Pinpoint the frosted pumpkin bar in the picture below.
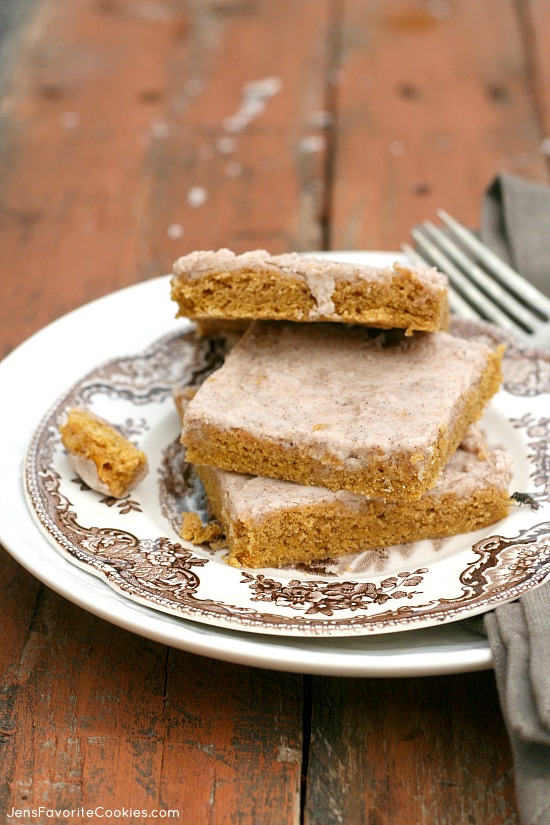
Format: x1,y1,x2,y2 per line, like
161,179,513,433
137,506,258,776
59,407,149,498
181,322,504,500
191,426,511,568
170,249,449,334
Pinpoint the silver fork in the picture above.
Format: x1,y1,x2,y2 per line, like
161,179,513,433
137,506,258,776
402,210,550,348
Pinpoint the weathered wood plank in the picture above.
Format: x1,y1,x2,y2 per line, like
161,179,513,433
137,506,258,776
0,0,183,356
0,0,332,357
0,554,303,823
0,554,43,816
127,0,333,261
0,0,41,97
523,0,550,153
159,650,303,823
304,674,518,825
329,0,550,250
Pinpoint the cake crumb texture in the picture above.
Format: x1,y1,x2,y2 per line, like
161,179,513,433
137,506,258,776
182,322,504,500
59,407,148,499
195,426,511,568
179,511,223,547
171,249,449,334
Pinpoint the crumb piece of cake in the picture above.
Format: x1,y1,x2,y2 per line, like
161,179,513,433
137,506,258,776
171,249,449,334
172,385,198,421
196,426,512,568
59,407,148,498
181,321,504,500
179,511,223,546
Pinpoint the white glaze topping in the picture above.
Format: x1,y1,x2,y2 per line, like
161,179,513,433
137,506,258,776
66,453,148,498
67,454,115,497
172,249,448,320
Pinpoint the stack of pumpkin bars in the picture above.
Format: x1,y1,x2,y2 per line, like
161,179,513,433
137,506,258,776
170,249,511,569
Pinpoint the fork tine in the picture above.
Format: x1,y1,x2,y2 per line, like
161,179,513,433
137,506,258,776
400,242,480,320
411,226,529,335
437,210,550,318
420,220,538,332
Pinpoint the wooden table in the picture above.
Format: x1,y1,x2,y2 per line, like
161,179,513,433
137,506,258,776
1,1,549,822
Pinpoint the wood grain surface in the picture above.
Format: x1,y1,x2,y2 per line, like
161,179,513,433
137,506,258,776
303,674,516,825
330,0,549,250
1,0,548,822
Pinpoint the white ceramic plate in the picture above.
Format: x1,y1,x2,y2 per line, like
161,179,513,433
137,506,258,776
2,252,549,676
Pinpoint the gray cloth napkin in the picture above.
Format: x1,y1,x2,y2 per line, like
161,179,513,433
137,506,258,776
485,599,550,825
481,172,550,296
481,172,550,825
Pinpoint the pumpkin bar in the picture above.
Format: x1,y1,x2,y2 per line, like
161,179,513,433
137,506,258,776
193,426,511,568
181,322,504,500
171,249,449,334
59,407,149,498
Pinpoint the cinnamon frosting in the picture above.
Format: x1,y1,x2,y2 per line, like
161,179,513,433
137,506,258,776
182,321,498,472
172,249,448,320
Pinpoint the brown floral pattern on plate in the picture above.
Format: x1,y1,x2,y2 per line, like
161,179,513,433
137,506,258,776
24,323,550,637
